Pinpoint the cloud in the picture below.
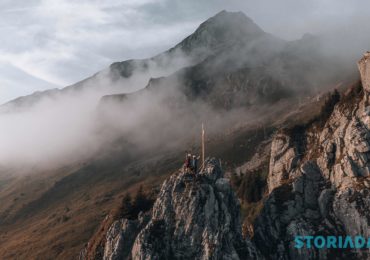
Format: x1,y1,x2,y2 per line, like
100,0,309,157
0,0,197,104
0,47,197,168
1,1,370,170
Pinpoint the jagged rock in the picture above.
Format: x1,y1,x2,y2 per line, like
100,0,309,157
102,158,261,260
318,189,334,218
268,134,301,193
253,53,370,259
364,106,370,116
103,213,150,260
358,51,370,93
253,159,363,259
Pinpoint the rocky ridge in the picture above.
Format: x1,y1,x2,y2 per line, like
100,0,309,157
254,54,370,259
93,158,261,260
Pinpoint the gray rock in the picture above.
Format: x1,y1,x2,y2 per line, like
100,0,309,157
318,189,334,218
102,159,262,260
103,217,148,260
215,178,231,192
268,135,301,193
253,54,370,259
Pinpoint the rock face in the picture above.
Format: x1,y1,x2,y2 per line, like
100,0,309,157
267,129,304,193
101,159,261,260
103,214,150,260
358,51,370,93
253,54,370,259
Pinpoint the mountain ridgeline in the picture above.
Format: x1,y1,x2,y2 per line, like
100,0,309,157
2,10,354,114
100,11,353,112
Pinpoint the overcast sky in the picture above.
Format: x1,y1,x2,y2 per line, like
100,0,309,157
0,0,369,104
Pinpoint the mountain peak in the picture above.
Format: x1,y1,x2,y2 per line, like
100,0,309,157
207,10,254,24
174,10,265,55
195,10,263,40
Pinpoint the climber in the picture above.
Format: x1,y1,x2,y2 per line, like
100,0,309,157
192,155,200,174
184,153,192,173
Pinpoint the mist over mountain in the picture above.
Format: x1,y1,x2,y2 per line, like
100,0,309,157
1,9,370,260
0,11,360,169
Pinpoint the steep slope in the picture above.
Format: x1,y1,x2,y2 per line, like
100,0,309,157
109,10,279,80
1,10,282,112
0,148,184,259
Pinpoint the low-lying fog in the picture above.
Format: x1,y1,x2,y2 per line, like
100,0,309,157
0,11,369,172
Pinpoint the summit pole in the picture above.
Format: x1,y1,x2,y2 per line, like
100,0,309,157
202,123,205,169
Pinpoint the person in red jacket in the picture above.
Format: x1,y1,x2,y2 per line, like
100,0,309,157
184,153,192,173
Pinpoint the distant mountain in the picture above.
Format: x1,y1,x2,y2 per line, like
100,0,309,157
1,10,353,113
108,10,279,80
3,10,275,111
99,12,354,116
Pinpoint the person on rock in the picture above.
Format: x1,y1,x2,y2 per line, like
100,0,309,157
185,153,192,173
192,155,200,174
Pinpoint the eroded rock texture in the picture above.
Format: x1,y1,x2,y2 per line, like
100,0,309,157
102,159,261,260
253,53,370,259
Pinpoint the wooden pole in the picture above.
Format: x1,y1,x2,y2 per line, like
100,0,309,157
202,123,205,169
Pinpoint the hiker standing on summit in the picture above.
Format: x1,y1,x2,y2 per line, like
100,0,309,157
184,153,192,173
192,155,200,174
